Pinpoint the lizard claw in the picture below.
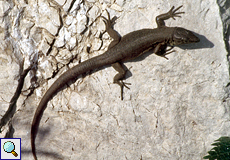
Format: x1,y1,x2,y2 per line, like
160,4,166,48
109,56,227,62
160,50,176,60
121,81,131,89
154,44,175,60
115,81,131,100
101,10,117,31
168,5,184,20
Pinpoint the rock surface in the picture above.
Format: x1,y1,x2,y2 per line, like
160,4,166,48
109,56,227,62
0,0,229,159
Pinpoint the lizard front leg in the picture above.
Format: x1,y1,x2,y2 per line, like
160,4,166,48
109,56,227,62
154,42,175,59
156,5,184,28
101,10,121,49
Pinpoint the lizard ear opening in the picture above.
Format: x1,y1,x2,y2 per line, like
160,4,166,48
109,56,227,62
172,27,200,45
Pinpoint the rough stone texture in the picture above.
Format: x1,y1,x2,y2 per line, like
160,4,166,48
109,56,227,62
0,0,230,159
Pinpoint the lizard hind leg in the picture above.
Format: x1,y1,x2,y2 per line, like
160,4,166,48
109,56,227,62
112,62,131,100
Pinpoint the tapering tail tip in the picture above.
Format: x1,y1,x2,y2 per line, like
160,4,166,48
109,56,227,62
31,142,38,160
31,126,38,160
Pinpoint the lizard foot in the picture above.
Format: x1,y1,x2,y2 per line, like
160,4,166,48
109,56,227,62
115,81,131,100
155,45,175,60
161,46,175,59
167,5,184,20
101,10,117,31
159,50,175,60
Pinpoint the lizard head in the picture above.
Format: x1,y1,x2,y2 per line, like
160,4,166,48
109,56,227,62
170,27,200,46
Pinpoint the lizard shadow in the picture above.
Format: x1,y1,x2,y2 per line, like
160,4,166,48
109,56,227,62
177,33,214,50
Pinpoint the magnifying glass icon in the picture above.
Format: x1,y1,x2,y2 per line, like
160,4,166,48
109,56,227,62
3,141,18,157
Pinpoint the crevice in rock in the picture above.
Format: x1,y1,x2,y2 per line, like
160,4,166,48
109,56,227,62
0,65,31,132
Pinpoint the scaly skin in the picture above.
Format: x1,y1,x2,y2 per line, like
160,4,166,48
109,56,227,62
31,6,199,159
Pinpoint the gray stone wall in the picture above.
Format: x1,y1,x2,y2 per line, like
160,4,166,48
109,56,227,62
0,0,229,159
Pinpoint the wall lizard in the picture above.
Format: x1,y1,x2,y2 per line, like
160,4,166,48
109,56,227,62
31,6,200,159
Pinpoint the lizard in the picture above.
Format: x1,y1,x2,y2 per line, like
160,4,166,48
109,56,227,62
31,5,200,160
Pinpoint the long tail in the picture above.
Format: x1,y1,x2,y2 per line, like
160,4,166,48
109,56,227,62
31,65,79,160
31,52,116,159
